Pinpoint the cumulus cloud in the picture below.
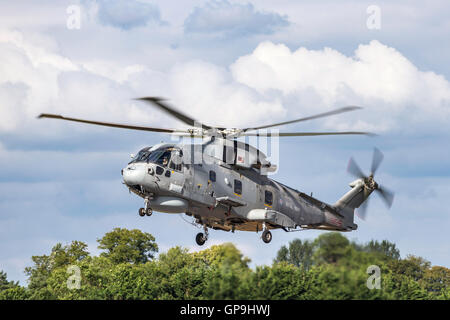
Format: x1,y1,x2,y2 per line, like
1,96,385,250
231,40,450,132
1,28,449,137
95,0,163,30
0,29,166,135
184,0,289,37
165,60,285,128
0,29,285,134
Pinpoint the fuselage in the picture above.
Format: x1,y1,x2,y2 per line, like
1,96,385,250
122,141,358,233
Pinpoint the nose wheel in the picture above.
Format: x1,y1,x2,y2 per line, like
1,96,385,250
138,207,152,216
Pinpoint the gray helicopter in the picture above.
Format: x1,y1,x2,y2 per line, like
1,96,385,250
38,97,394,245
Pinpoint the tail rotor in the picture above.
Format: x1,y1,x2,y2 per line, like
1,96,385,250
347,148,394,220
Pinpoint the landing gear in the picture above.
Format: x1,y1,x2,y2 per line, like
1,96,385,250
138,207,152,216
262,230,272,243
261,223,272,243
195,225,209,246
138,197,152,217
196,233,206,246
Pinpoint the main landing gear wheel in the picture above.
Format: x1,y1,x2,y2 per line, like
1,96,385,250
196,233,206,246
138,208,152,217
262,230,272,243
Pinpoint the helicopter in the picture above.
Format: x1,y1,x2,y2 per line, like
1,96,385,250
38,97,394,245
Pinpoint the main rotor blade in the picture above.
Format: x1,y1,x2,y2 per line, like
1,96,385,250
136,97,212,130
371,147,384,176
243,106,362,131
241,131,374,137
376,186,395,209
37,114,180,133
347,157,366,179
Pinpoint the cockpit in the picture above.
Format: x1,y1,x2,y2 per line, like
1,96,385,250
129,146,182,170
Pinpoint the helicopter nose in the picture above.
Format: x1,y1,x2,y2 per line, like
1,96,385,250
122,165,145,186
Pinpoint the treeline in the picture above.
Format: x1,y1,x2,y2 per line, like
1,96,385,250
0,228,449,300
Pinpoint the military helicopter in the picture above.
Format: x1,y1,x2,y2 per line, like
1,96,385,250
38,97,394,245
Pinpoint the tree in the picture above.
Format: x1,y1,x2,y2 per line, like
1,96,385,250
24,241,91,299
274,239,315,270
389,255,431,281
313,232,351,264
8,228,448,300
243,262,310,299
362,240,400,260
97,228,158,264
0,286,29,300
421,266,450,295
194,243,250,269
0,271,18,291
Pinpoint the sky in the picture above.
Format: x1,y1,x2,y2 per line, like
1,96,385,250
0,0,449,285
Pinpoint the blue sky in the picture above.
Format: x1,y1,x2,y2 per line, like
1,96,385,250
0,0,449,285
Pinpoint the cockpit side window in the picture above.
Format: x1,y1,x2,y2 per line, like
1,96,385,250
147,150,164,163
155,151,171,167
136,147,181,168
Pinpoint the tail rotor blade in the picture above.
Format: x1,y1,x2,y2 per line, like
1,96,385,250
376,186,395,209
347,157,366,179
371,147,384,176
356,197,370,221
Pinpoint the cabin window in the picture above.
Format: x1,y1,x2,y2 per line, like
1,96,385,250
169,160,182,172
234,179,242,195
209,170,216,182
265,190,273,206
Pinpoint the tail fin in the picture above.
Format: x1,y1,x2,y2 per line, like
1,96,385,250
334,179,373,211
333,179,374,228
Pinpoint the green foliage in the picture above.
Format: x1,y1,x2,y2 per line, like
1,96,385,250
362,240,400,260
274,239,314,270
0,286,30,300
313,232,351,264
2,228,449,300
97,228,158,264
421,266,450,295
0,270,18,291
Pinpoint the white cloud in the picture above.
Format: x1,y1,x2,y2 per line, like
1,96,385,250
94,0,164,30
0,29,286,133
184,0,289,37
166,60,285,128
0,29,160,133
1,28,450,137
231,40,450,132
